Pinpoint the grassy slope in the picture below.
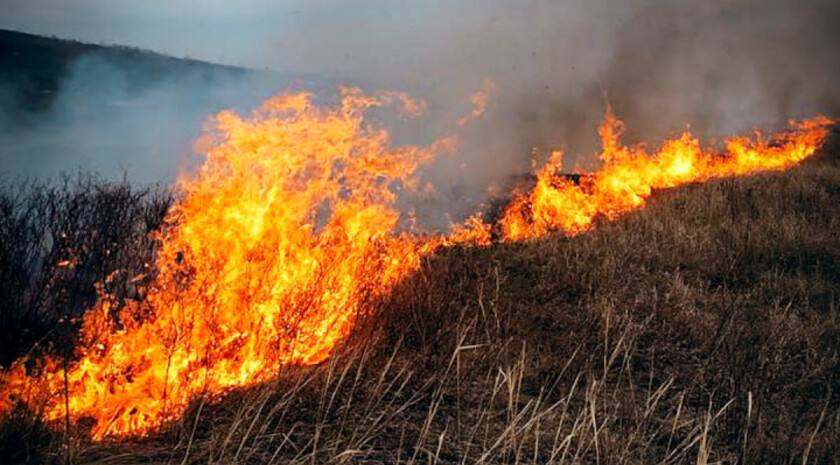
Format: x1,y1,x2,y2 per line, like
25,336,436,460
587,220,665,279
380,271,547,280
7,135,840,464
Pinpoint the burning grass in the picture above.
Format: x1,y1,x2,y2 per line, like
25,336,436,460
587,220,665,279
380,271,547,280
0,88,838,463
7,140,839,464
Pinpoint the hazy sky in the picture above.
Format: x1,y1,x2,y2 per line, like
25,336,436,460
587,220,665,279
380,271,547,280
1,1,470,72
4,1,839,110
0,1,635,91
0,1,313,65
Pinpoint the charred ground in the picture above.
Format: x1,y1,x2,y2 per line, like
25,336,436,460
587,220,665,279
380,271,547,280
2,130,839,464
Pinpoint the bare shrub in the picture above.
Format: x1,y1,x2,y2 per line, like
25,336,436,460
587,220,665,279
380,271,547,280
0,173,172,366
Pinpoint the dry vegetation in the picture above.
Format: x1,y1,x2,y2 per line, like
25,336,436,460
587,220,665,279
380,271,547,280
3,133,840,464
0,174,171,366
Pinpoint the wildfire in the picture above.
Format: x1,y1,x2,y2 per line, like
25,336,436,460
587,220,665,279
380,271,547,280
500,109,834,240
0,88,460,439
458,79,497,128
0,86,833,440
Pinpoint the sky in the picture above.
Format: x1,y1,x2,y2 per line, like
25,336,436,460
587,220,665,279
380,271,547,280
4,0,838,120
0,0,639,96
1,1,461,73
1,0,299,67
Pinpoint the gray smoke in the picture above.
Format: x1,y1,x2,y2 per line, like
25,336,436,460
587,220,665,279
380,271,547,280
0,54,320,184
378,0,840,221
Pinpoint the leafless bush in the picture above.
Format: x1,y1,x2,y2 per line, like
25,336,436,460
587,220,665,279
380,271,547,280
0,173,172,366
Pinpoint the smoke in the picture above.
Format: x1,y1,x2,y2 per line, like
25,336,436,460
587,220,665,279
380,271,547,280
2,0,840,225
333,0,840,224
376,0,840,222
594,0,840,143
0,52,326,185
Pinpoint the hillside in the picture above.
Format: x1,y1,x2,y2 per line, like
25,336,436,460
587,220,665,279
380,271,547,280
3,131,839,464
0,29,256,114
0,29,341,116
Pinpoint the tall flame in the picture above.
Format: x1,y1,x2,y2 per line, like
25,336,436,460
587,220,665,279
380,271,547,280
0,86,833,440
500,110,834,240
0,88,456,439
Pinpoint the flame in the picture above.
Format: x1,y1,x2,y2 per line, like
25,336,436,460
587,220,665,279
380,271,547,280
0,87,456,439
444,214,493,247
0,85,833,440
500,111,834,240
458,79,497,128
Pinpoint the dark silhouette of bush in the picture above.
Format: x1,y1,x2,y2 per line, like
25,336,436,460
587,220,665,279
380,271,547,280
0,173,172,367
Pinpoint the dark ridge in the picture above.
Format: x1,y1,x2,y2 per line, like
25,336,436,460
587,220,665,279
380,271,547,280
0,29,254,114
0,28,336,120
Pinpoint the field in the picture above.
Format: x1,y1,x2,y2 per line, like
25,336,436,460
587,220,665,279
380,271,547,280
1,129,839,464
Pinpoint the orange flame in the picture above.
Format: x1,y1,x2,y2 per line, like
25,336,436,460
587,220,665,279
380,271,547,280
500,112,834,240
0,87,456,439
0,86,832,440
458,79,497,128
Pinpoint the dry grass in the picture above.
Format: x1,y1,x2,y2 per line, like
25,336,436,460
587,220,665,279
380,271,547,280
4,135,840,464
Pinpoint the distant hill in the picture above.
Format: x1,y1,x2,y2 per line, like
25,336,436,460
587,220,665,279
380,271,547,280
0,29,336,183
0,28,346,115
0,29,275,114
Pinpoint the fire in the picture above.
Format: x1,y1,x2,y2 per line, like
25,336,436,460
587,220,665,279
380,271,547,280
458,79,497,128
500,109,834,240
0,85,833,440
0,87,457,439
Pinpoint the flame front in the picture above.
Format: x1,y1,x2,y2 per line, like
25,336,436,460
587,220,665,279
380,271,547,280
0,87,833,440
500,110,834,240
0,88,456,439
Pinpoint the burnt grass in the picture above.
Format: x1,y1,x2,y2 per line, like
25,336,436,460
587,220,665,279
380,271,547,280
3,134,840,464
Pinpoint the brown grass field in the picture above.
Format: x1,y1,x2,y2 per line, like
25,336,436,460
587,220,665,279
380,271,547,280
3,129,840,464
